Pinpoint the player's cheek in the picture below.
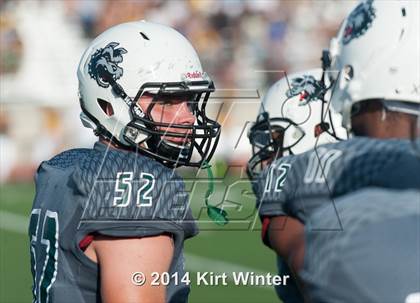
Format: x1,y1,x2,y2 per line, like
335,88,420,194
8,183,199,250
150,104,165,123
163,106,186,126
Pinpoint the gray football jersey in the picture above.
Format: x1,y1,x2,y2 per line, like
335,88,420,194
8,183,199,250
301,188,420,303
29,141,197,303
254,137,420,223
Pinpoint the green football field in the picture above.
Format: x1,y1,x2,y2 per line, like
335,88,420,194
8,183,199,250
0,181,281,303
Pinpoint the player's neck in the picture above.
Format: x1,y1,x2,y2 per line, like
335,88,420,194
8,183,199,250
352,110,417,139
99,138,131,151
98,138,148,153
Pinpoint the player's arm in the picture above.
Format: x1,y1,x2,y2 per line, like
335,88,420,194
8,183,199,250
266,215,305,273
88,234,174,303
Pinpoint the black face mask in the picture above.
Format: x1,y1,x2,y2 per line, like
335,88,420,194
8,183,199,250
103,80,221,168
246,111,305,180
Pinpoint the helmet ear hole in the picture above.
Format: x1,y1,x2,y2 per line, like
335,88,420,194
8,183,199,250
97,98,114,116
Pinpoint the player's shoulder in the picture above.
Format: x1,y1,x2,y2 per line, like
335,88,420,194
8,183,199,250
334,137,417,169
330,136,412,154
75,141,188,221
259,137,413,181
41,148,91,170
302,137,414,168
332,138,420,195
76,141,177,186
36,148,92,185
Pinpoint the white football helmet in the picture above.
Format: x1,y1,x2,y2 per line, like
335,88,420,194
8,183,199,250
77,21,220,167
327,0,420,130
247,68,347,178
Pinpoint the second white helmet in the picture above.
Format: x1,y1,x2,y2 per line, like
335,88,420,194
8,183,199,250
327,0,420,129
247,69,347,178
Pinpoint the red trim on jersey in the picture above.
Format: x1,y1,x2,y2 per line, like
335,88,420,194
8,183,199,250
261,217,271,246
79,234,94,251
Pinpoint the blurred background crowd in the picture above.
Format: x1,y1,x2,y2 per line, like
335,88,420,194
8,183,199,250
0,0,355,183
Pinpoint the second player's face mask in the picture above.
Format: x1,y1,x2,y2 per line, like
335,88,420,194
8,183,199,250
247,111,304,179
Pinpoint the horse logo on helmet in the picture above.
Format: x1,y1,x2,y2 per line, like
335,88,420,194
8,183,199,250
88,42,127,88
286,74,325,105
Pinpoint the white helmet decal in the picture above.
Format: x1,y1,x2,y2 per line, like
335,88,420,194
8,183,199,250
87,42,127,88
343,0,376,45
326,0,420,130
286,74,325,105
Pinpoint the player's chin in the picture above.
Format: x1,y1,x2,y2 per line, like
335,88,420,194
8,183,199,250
162,135,192,145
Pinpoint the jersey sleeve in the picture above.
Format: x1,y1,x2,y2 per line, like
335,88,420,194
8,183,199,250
333,143,420,197
72,148,198,240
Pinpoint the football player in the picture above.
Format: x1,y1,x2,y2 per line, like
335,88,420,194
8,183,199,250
247,68,347,302
248,0,420,302
300,0,420,302
28,21,220,303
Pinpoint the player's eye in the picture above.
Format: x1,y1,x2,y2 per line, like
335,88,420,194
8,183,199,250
156,95,199,114
156,93,197,104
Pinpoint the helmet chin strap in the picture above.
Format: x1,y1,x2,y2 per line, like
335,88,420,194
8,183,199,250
154,139,190,162
201,161,229,226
